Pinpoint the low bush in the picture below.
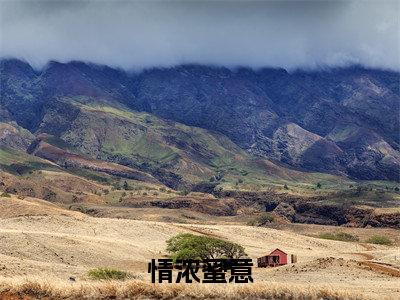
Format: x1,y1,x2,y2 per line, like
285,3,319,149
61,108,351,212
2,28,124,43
0,192,11,198
88,268,129,281
178,189,190,196
247,213,275,226
318,232,359,242
365,235,393,246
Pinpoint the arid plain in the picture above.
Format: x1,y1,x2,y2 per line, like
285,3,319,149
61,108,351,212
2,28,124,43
0,195,399,300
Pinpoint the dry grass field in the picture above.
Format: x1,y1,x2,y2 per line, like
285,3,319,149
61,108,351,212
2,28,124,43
0,195,399,299
0,277,378,300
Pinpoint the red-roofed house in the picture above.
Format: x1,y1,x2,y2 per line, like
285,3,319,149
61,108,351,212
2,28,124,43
257,248,288,267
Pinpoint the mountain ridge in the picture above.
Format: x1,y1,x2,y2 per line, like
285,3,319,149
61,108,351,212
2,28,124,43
1,58,399,181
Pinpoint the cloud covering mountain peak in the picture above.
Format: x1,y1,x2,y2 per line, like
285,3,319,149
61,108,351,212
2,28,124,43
1,0,399,70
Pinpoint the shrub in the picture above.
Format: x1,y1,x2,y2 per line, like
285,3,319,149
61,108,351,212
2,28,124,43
283,184,289,190
88,268,129,280
318,232,359,242
123,181,130,190
179,189,190,196
1,192,11,197
247,213,275,226
166,233,247,261
213,186,223,198
365,235,393,246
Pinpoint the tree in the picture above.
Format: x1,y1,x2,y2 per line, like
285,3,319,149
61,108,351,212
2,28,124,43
166,233,247,261
316,182,322,189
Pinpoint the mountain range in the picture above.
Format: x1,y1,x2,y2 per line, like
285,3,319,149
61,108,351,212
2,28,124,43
1,58,399,187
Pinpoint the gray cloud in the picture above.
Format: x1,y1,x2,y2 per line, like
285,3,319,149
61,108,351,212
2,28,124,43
0,0,399,70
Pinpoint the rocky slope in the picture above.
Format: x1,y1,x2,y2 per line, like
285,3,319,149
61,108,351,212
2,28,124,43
4,97,323,189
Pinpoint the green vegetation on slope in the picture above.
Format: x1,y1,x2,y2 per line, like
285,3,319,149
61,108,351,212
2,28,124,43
0,148,59,175
318,232,359,242
365,235,393,245
50,101,399,193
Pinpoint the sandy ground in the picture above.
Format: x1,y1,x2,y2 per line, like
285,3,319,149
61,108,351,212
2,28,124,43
0,196,399,299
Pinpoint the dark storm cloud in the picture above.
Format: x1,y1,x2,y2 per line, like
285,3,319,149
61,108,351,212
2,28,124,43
0,0,399,70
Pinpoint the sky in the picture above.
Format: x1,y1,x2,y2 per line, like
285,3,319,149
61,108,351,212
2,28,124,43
0,0,399,71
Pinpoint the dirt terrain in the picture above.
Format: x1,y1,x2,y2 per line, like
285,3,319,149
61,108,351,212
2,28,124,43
0,195,399,299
